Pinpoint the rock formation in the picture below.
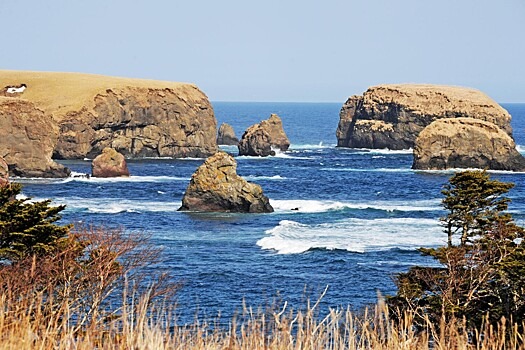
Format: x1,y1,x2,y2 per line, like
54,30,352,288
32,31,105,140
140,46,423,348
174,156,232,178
0,70,218,177
413,118,525,171
217,123,239,145
179,152,273,213
0,97,70,178
336,84,513,150
92,148,130,177
0,157,9,187
238,114,290,156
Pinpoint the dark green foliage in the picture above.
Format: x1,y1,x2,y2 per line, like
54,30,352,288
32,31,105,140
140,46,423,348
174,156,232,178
441,170,514,246
0,183,70,262
389,170,525,330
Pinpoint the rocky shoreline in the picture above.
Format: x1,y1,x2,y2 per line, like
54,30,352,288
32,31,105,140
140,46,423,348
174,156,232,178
0,70,217,178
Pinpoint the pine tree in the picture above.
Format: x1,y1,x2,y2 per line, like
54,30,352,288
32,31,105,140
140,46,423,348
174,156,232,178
389,170,525,330
0,183,70,262
441,170,513,246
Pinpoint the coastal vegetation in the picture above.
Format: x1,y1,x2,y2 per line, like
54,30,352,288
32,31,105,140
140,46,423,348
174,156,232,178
0,171,524,349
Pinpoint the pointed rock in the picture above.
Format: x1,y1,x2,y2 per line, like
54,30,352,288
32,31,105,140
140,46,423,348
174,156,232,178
238,114,290,156
179,152,273,213
92,148,130,177
217,123,239,145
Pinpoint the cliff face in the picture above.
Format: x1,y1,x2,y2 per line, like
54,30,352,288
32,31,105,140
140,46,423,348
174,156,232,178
0,70,218,177
0,97,70,178
336,84,513,150
54,86,217,159
413,118,525,171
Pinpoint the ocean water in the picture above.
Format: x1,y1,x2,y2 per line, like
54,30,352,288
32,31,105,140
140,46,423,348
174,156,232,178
17,102,525,323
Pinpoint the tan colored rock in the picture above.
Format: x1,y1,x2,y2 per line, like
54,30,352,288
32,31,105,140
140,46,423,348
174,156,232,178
179,152,273,213
337,84,513,149
92,148,130,177
0,97,70,178
0,70,218,160
238,114,290,156
0,156,9,187
217,123,239,145
413,118,525,171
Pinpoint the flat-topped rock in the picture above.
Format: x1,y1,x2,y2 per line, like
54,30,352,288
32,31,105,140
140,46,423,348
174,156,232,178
179,152,273,213
0,97,70,178
217,123,239,145
0,70,218,161
413,118,525,171
336,84,513,150
92,148,130,177
238,114,290,156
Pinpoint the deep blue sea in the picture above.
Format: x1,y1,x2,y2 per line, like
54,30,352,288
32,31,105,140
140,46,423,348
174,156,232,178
17,102,525,323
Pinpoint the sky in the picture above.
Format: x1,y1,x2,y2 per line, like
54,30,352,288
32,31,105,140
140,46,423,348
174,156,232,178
1,0,524,102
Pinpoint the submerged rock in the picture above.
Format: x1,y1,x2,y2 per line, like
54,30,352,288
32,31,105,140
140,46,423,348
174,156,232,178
217,123,239,145
179,152,273,213
336,84,513,150
92,148,130,177
413,118,525,171
0,97,70,178
238,114,290,156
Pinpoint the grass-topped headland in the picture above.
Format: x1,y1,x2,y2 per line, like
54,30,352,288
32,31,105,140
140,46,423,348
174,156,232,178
0,70,201,121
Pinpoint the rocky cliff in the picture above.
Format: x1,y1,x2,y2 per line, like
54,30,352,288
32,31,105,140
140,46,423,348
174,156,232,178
179,152,273,213
0,70,217,177
413,118,525,171
0,97,70,177
336,84,513,149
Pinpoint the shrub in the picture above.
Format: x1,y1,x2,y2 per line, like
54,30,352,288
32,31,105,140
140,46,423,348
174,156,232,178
0,182,70,261
389,170,525,331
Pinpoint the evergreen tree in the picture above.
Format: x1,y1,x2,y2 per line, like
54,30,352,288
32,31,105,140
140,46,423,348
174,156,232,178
441,170,514,246
389,170,525,329
0,183,70,262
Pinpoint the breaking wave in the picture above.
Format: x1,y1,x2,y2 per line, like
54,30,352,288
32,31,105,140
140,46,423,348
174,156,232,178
257,217,445,254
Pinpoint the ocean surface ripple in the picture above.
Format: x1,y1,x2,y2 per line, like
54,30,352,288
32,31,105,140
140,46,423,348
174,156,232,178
18,102,525,323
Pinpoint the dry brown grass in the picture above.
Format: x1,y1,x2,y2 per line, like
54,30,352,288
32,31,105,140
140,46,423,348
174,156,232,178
0,226,523,349
0,70,200,120
0,291,524,349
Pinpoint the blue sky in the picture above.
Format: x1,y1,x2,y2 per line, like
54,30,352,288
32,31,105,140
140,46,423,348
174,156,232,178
1,0,524,102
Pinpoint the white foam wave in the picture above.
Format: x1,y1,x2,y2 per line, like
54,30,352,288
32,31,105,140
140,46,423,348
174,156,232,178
289,142,335,150
272,149,315,160
235,150,314,160
243,175,288,181
38,197,182,214
414,168,525,175
67,175,189,183
257,218,445,254
270,199,441,213
321,167,412,173
517,145,525,154
351,148,413,155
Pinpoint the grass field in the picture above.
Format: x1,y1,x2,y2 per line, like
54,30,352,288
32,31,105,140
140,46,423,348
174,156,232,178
0,70,199,120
